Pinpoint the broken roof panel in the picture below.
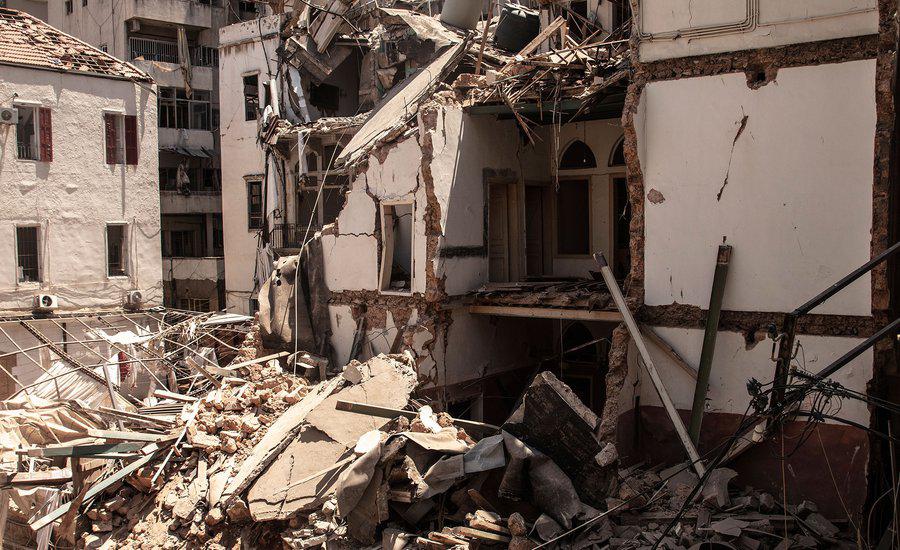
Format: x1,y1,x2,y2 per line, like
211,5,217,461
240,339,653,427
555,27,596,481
0,8,151,81
336,39,468,167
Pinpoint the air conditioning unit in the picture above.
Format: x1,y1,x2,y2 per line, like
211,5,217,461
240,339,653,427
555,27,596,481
124,290,144,310
0,107,17,125
32,294,59,313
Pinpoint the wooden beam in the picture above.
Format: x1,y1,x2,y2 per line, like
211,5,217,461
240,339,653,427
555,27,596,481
152,389,197,403
30,449,160,531
0,469,72,486
468,305,623,323
185,357,222,389
640,325,698,380
17,441,146,458
225,351,289,372
86,429,173,442
335,400,500,436
595,253,706,477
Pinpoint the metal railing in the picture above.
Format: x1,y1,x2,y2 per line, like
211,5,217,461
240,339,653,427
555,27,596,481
269,224,304,250
17,143,37,160
129,37,219,68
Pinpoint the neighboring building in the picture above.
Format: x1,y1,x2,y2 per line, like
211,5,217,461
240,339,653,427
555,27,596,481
0,0,46,20
0,7,162,388
47,0,264,312
0,7,161,314
218,14,282,315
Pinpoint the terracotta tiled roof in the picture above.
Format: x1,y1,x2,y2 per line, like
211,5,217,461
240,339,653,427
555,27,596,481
0,8,151,81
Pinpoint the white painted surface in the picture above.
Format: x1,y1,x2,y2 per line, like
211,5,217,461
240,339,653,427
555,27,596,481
638,60,876,315
219,16,281,313
620,327,871,427
637,0,878,61
0,66,161,312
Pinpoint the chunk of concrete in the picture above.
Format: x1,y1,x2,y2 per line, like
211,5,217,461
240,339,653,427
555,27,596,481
502,371,615,507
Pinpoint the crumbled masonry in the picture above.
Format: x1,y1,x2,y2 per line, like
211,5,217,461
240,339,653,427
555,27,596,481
0,316,860,550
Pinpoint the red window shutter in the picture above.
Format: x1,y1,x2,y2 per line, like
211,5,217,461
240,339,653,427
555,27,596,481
124,115,138,166
38,108,52,162
104,113,117,164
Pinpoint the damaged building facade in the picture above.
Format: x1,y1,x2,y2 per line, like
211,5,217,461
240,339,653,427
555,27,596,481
217,0,900,524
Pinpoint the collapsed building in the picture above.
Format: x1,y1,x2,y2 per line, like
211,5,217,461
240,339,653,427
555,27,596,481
218,0,898,525
1,0,899,547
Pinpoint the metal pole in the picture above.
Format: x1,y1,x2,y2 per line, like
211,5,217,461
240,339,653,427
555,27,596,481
689,244,731,444
594,253,706,476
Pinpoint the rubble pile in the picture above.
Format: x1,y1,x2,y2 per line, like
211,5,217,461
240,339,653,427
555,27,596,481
0,314,860,550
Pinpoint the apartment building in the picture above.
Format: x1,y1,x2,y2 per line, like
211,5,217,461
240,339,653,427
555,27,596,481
0,7,163,397
47,0,264,312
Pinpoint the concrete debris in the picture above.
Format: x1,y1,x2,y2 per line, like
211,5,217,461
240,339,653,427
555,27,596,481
0,315,859,549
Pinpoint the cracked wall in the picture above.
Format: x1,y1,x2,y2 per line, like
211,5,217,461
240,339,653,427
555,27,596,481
322,103,546,394
606,1,894,518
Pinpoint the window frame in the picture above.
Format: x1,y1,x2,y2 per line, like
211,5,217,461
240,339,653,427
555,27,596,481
14,105,39,162
553,177,593,258
105,223,129,278
242,73,260,122
14,225,42,285
246,178,264,231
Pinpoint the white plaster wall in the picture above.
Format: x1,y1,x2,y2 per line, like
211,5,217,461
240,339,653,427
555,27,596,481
219,19,280,313
0,66,161,312
638,60,876,316
619,328,872,427
637,0,878,62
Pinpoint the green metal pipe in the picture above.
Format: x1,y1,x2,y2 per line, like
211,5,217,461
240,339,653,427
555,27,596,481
688,244,732,445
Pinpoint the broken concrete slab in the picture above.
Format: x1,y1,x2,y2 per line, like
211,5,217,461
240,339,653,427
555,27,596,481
305,355,417,446
220,375,345,506
502,371,615,507
248,426,349,521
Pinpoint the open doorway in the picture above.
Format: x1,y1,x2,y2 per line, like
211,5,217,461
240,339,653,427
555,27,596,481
559,321,611,414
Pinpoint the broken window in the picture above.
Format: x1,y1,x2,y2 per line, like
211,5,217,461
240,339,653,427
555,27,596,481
556,180,590,255
106,224,128,277
15,226,40,283
159,88,213,130
379,203,414,293
612,175,631,279
169,230,196,257
65,0,73,14
243,74,259,121
295,151,348,231
104,113,138,165
609,136,625,167
247,179,263,230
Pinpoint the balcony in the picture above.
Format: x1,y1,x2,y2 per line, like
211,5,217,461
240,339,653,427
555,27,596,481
129,37,219,68
126,0,220,30
269,223,305,255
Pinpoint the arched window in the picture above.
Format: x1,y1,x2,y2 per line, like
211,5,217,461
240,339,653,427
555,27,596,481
559,140,596,170
609,136,625,167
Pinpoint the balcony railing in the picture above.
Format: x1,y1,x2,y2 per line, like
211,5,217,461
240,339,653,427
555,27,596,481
129,37,219,68
269,223,304,250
